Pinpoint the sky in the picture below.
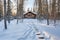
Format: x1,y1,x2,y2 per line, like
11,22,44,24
10,0,35,11
24,0,35,11
10,0,49,12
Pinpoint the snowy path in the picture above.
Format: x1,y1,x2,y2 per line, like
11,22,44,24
0,19,60,40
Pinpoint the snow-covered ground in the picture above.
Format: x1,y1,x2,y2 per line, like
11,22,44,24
0,19,60,40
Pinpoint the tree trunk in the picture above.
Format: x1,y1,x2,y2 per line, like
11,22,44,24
47,13,49,25
17,0,18,24
19,0,24,22
4,0,7,29
37,0,42,20
52,0,56,25
46,0,49,25
7,0,11,23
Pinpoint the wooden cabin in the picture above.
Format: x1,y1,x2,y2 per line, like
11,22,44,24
24,12,36,19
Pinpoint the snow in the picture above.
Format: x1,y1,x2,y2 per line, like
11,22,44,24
0,19,60,40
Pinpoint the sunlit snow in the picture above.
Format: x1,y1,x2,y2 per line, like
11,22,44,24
0,19,60,40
